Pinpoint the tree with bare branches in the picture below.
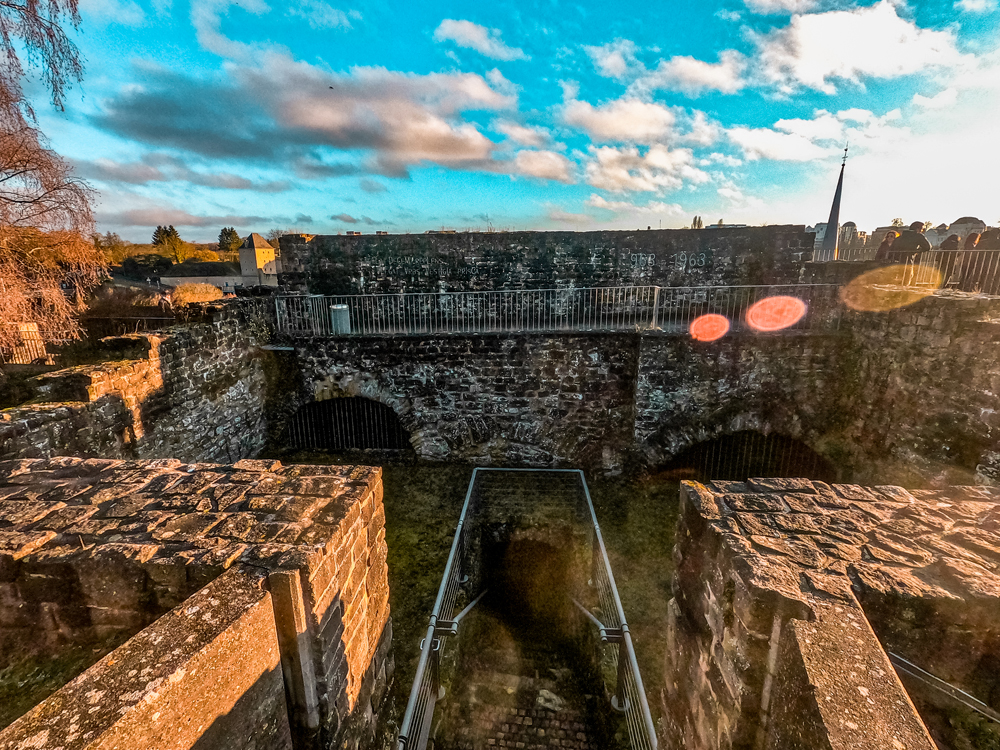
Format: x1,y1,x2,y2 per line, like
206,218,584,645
0,0,104,359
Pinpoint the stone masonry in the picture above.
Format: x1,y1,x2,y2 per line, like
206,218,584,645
0,301,271,464
664,477,1000,750
277,227,814,295
0,456,392,750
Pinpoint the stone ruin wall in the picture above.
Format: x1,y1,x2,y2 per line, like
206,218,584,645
277,226,814,295
278,290,1000,487
0,456,392,750
0,302,272,465
664,477,1000,750
0,268,998,489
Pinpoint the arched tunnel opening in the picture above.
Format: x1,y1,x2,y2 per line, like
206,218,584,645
482,537,575,632
655,430,837,483
287,397,413,452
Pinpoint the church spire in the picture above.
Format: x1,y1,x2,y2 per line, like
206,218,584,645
820,144,848,260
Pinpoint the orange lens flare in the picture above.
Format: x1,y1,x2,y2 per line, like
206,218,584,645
746,296,807,332
839,265,943,312
690,314,730,342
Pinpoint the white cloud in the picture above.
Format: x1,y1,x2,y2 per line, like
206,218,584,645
583,145,709,192
74,154,290,191
635,50,746,95
584,40,641,80
190,0,272,59
494,120,550,147
751,1,967,94
287,0,360,30
727,127,834,161
677,110,721,146
954,0,997,11
433,19,528,61
717,186,745,200
727,106,907,162
700,152,743,167
513,150,573,182
268,62,514,173
744,0,819,13
79,0,146,26
913,88,958,109
563,96,676,143
585,194,685,216
773,111,843,141
715,9,742,21
546,207,592,224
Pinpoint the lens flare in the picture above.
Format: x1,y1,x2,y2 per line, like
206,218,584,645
746,296,807,332
839,265,943,312
690,314,730,342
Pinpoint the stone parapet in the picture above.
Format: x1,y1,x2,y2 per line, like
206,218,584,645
0,301,271,464
0,455,392,750
277,227,814,295
0,565,292,750
663,477,1000,750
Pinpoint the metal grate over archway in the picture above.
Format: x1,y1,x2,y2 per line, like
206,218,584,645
288,397,412,451
657,431,836,483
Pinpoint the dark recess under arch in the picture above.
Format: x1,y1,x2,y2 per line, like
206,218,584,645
288,397,412,451
656,431,836,483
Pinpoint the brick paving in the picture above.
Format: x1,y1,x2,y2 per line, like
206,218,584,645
432,607,624,750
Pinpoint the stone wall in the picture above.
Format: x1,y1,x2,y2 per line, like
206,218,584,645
0,302,271,464
836,294,1000,487
272,289,1000,487
663,477,1000,750
633,333,848,469
0,456,392,750
0,566,293,750
279,333,640,470
277,227,814,295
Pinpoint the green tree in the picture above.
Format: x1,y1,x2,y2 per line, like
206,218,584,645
151,225,180,245
891,218,905,227
218,226,241,254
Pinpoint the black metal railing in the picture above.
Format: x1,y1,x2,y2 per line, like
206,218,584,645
396,468,658,750
275,284,842,337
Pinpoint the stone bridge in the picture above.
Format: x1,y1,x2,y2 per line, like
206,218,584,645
267,288,1000,487
2,225,1000,489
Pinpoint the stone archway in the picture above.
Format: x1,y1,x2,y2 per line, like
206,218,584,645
653,430,836,483
287,397,412,452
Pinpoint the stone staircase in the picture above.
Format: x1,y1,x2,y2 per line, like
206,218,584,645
430,606,625,750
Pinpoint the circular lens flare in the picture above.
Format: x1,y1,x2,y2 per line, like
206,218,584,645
690,313,730,342
840,265,943,312
746,296,807,332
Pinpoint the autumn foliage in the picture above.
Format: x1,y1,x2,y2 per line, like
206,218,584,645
0,0,107,357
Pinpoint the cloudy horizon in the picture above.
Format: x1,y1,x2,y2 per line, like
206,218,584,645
32,0,1000,242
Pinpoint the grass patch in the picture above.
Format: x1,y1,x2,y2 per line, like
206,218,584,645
0,635,128,730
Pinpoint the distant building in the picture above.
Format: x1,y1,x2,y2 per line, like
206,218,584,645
239,233,279,287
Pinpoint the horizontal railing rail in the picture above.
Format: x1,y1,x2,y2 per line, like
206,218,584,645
901,249,1000,295
275,284,842,337
396,468,658,750
812,246,1000,294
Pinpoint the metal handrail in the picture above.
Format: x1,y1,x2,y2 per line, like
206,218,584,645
275,284,842,337
396,468,482,750
396,468,658,750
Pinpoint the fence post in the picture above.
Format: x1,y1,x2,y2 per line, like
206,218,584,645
611,641,629,712
651,286,660,330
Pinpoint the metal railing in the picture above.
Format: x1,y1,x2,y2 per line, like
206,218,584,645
396,468,658,750
275,284,842,337
811,246,1000,295
900,250,1000,295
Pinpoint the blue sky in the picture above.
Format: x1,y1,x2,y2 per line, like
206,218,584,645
30,0,1000,241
